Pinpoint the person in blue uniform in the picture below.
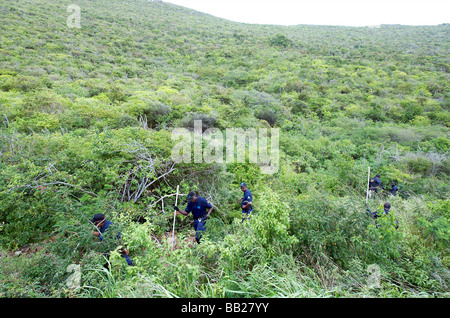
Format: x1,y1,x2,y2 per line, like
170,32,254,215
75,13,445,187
389,181,398,196
238,182,253,223
366,202,399,229
367,202,391,219
369,174,384,198
174,191,213,244
91,213,133,266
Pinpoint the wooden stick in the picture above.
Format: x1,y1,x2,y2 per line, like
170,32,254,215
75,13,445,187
366,166,370,204
172,185,179,251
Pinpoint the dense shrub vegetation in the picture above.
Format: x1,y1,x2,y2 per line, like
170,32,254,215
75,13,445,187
0,0,449,298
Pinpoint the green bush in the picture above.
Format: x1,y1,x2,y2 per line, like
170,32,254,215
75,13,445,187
248,187,298,257
223,69,257,88
182,112,217,131
417,200,450,250
269,34,293,48
0,189,62,249
256,109,278,126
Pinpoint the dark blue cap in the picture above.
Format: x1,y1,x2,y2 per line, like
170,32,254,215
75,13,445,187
187,191,196,201
91,213,105,223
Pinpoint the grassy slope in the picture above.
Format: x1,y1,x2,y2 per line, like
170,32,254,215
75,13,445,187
0,0,449,298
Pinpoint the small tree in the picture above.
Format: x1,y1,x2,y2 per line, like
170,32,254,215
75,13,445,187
249,186,298,257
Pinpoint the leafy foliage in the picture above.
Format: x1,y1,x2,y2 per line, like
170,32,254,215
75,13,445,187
0,0,448,298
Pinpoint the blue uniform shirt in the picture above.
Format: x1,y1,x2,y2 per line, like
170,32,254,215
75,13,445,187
241,189,253,213
97,220,133,265
98,220,113,241
390,185,398,195
370,176,383,192
98,220,122,241
185,196,212,219
371,177,381,187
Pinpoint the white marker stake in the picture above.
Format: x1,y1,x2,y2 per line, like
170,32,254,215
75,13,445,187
172,185,179,250
366,166,370,204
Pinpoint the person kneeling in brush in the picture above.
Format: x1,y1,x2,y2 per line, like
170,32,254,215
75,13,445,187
174,191,213,244
366,202,399,229
238,182,253,223
90,213,133,266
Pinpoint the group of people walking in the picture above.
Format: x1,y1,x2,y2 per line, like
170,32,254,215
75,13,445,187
174,182,253,244
89,182,253,266
89,174,399,266
368,174,398,197
367,173,400,229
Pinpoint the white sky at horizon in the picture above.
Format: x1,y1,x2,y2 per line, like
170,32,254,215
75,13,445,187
162,0,450,27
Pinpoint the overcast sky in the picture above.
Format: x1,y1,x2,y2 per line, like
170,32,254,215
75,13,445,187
162,0,450,26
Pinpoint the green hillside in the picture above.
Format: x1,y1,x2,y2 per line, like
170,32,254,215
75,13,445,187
0,0,449,298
